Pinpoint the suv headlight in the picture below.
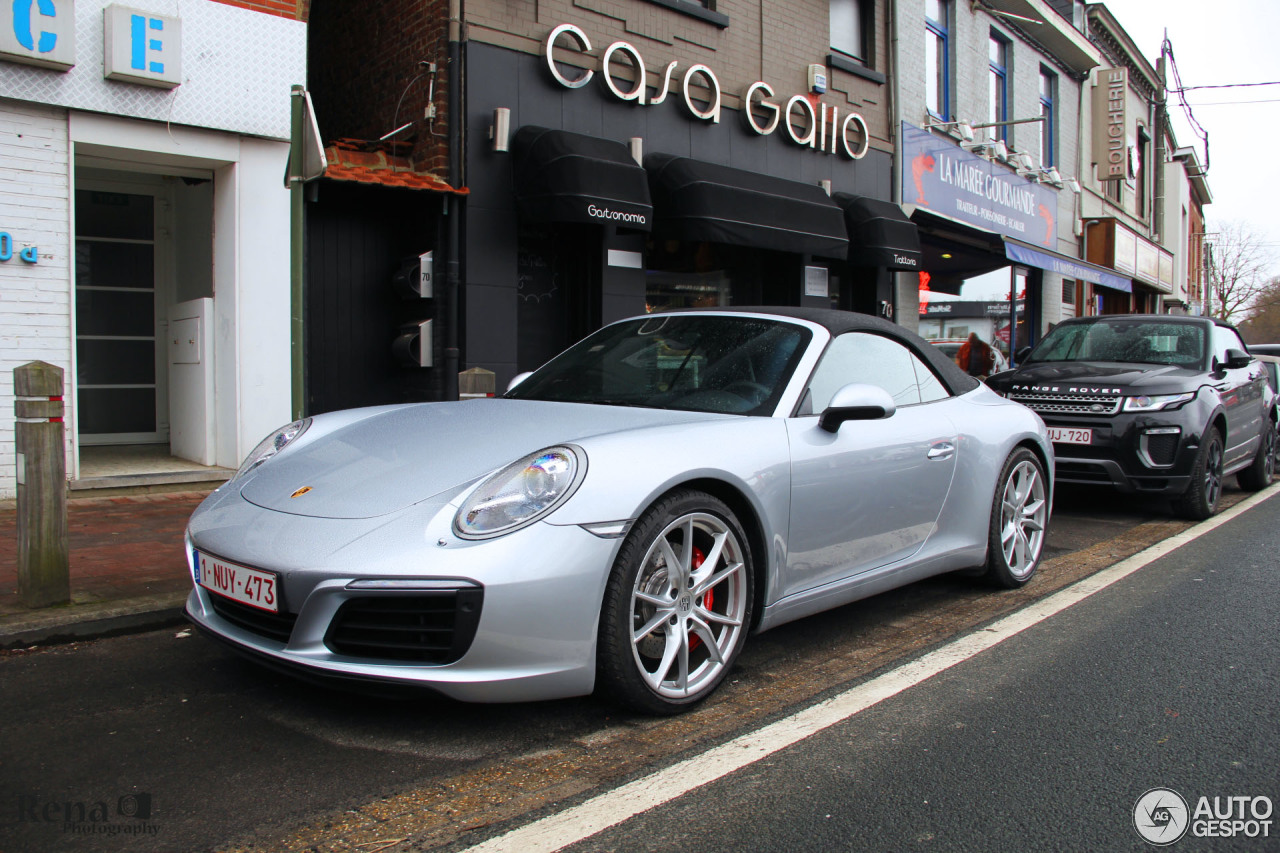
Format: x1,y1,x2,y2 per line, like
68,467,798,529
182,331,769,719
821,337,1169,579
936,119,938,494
454,446,586,539
234,419,311,480
1124,392,1195,412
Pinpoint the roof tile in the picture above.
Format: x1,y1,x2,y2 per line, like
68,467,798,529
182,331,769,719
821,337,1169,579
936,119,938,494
321,144,467,194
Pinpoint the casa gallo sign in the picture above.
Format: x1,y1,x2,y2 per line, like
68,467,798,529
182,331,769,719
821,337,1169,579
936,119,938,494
544,24,870,160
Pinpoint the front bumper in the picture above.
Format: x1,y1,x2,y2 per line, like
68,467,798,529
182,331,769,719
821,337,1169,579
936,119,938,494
1042,409,1203,495
184,487,625,703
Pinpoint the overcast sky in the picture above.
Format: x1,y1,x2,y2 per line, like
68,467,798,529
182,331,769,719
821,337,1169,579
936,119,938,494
1101,0,1280,257
953,1,1280,301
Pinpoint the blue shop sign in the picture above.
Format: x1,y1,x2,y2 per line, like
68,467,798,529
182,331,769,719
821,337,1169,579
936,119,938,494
901,122,1058,246
0,232,40,264
0,0,76,70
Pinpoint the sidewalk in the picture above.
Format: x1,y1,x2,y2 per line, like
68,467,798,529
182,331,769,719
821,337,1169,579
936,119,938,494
0,488,216,648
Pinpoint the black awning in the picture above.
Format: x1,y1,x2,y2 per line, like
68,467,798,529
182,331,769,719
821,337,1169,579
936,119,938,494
834,194,922,270
645,154,849,258
511,126,652,230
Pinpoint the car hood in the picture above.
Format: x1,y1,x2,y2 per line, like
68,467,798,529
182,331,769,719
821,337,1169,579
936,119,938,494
238,399,727,519
990,361,1205,396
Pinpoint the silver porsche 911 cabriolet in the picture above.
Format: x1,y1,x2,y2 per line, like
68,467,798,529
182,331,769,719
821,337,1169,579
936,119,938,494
184,307,1052,714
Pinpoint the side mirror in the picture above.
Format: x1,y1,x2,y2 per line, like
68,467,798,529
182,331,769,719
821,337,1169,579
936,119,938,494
1224,349,1253,371
1015,346,1033,363
506,371,533,392
818,383,896,433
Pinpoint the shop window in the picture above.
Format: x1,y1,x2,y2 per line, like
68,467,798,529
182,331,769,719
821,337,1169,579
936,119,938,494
644,0,728,27
1039,67,1057,167
830,0,866,63
1105,175,1123,205
1136,126,1151,219
925,0,950,119
517,222,601,372
988,32,1010,143
644,240,796,311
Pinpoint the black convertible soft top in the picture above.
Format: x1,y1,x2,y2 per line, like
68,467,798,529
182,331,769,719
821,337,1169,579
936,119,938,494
666,305,982,397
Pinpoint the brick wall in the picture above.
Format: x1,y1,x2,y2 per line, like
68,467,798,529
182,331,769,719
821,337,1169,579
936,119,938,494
210,0,309,21
308,0,450,172
0,100,73,497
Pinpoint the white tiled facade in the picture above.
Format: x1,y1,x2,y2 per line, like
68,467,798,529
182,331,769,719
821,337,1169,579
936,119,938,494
0,0,305,498
1,100,73,482
894,0,1093,333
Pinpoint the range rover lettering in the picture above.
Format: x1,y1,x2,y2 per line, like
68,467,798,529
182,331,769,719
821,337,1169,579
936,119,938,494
987,314,1275,519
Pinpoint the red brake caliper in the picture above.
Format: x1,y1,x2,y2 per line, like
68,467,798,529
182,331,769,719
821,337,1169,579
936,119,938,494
689,545,711,650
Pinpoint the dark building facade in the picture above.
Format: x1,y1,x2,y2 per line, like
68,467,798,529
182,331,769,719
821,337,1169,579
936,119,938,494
305,0,919,403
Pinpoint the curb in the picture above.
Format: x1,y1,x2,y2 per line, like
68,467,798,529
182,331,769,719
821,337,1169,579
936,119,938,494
0,591,189,649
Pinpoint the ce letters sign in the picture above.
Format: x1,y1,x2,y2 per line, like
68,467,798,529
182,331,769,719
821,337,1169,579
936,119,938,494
1,2,181,88
104,4,181,88
0,0,77,70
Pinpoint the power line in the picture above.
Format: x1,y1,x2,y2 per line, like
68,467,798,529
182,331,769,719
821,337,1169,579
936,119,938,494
1163,36,1210,173
1182,97,1280,105
1174,80,1280,92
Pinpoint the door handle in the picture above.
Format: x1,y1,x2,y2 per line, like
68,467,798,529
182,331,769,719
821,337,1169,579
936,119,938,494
927,442,955,460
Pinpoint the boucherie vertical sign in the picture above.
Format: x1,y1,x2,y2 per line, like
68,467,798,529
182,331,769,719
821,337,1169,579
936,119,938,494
544,24,870,160
1092,67,1129,182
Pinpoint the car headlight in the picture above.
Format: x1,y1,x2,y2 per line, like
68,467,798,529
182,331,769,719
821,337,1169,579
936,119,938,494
454,446,586,539
1123,392,1195,412
234,419,311,480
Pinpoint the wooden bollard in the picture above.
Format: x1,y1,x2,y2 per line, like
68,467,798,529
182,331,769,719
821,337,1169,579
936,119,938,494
458,367,496,400
14,361,70,608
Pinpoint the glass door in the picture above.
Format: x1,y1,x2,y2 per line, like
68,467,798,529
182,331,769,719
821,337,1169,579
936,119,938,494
75,188,166,445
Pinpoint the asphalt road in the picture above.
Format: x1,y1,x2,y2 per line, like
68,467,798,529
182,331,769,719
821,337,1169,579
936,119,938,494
554,488,1280,853
0,485,1270,853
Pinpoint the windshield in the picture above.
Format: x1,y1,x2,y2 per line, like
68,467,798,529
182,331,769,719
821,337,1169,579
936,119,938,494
506,314,812,415
1026,320,1205,368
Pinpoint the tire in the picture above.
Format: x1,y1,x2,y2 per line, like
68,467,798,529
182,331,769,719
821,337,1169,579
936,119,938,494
981,448,1049,589
1236,419,1276,492
596,490,753,715
1174,427,1224,520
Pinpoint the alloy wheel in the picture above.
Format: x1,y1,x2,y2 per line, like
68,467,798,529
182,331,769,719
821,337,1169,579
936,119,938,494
999,459,1047,579
629,512,748,699
1204,438,1224,508
1266,427,1277,483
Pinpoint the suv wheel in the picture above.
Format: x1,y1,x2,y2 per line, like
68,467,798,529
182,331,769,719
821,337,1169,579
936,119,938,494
1237,419,1277,491
1174,427,1224,520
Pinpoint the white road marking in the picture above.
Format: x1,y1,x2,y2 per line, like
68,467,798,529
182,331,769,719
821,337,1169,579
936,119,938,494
460,485,1278,853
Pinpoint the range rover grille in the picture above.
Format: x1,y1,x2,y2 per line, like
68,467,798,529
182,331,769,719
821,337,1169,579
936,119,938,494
1008,392,1122,416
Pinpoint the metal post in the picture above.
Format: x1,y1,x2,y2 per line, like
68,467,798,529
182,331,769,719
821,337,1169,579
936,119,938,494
14,361,69,607
289,84,306,420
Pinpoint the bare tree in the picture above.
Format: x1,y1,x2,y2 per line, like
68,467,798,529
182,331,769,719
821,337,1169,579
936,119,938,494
1205,220,1276,323
1237,275,1280,344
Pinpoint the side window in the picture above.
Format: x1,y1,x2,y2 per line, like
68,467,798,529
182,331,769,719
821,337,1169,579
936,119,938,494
805,333,950,412
1211,326,1246,365
914,355,949,403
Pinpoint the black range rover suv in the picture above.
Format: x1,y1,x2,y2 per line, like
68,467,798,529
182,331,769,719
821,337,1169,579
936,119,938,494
987,314,1276,519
